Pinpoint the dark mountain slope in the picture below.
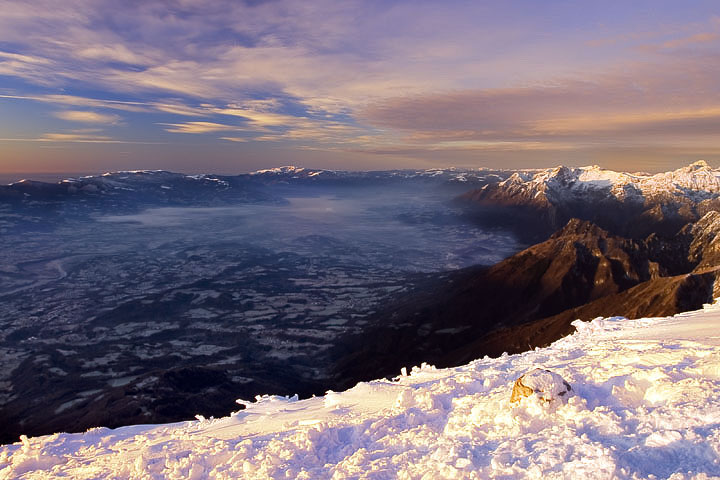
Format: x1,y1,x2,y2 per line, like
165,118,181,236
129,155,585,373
331,213,720,388
445,269,718,366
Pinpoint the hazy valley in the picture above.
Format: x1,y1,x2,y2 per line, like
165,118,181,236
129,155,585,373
0,168,518,442
4,162,720,445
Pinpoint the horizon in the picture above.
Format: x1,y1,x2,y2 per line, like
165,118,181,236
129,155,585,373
2,1,720,174
2,158,715,186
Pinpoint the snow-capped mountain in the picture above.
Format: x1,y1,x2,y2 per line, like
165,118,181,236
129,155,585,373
476,160,720,204
461,161,720,239
0,170,267,205
3,305,719,478
3,162,717,214
246,165,505,185
0,166,504,208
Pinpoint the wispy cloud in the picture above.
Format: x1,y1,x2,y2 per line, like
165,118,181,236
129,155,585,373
151,102,209,117
0,125,163,144
0,94,150,113
3,1,720,169
54,110,121,124
159,121,243,134
358,52,720,152
39,132,117,143
0,1,599,111
661,32,719,49
0,133,132,144
212,107,306,128
0,51,51,65
75,44,154,66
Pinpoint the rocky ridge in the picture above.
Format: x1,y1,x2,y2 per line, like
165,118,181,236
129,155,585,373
461,160,720,239
333,201,720,387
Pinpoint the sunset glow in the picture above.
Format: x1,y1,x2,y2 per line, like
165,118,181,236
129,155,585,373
1,0,719,175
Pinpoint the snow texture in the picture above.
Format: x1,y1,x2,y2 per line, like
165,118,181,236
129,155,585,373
3,305,720,479
499,160,720,203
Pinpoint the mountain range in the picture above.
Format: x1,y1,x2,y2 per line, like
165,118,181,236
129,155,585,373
0,167,506,233
460,160,720,239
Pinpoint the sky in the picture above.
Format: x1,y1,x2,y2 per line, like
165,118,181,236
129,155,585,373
1,0,720,175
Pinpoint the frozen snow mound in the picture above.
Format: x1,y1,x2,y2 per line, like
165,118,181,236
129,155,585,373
3,306,720,478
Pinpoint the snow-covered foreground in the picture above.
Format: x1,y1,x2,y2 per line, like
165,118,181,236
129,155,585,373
3,308,720,479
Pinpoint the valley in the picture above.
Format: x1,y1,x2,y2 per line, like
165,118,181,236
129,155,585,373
4,162,720,444
0,173,518,443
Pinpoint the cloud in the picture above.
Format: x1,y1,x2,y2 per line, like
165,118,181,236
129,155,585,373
162,115,374,146
0,132,164,144
159,121,243,134
0,50,56,86
39,133,117,142
661,32,719,49
212,107,311,128
151,102,210,117
358,53,720,152
3,0,720,169
238,99,281,112
0,94,150,113
267,122,371,143
75,44,153,66
0,1,596,111
0,51,52,65
54,110,121,124
529,108,720,136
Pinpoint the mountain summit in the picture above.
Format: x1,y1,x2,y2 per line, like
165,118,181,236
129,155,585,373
461,161,720,239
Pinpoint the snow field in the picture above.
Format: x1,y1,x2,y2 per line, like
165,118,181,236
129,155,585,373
2,307,720,479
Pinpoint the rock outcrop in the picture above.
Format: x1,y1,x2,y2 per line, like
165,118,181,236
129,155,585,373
510,369,573,405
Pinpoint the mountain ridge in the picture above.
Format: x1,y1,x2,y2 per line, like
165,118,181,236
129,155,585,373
332,207,720,387
460,160,720,239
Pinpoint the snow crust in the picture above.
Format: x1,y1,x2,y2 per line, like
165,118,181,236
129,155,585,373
3,306,720,479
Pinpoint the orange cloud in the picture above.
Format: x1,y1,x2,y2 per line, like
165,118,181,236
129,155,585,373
359,53,720,150
159,122,242,134
662,32,719,49
54,111,121,124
